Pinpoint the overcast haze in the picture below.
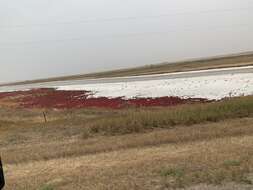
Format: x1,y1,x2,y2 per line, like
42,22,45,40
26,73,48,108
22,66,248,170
0,0,253,83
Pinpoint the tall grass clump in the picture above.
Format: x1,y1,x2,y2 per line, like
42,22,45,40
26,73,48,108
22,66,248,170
88,96,253,135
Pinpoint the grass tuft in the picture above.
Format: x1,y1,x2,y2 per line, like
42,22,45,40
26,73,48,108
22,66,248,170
88,96,253,135
161,168,185,178
223,160,241,167
39,185,54,190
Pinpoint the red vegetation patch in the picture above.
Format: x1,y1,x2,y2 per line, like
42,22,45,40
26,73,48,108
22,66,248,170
0,88,209,109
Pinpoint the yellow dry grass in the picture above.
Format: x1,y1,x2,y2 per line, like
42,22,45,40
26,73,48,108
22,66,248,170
0,97,253,189
4,134,253,190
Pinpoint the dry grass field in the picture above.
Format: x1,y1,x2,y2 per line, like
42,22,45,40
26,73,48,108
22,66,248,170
0,96,253,189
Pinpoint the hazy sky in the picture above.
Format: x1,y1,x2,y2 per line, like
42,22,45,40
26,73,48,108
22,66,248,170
0,0,253,83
